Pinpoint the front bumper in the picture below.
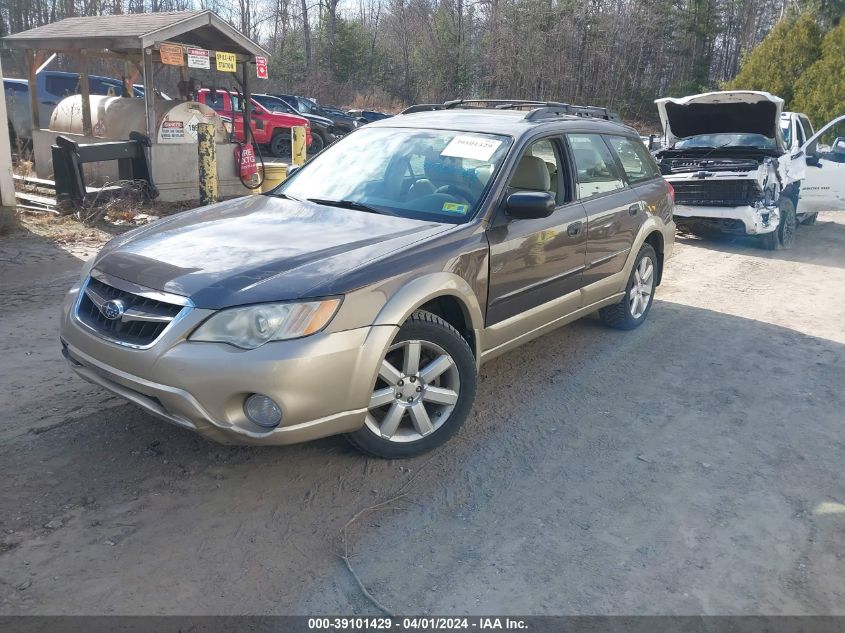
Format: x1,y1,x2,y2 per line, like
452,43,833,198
60,284,397,445
673,203,779,235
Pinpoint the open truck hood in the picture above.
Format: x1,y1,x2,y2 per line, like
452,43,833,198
655,91,785,151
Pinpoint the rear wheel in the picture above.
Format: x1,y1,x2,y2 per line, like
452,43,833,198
346,311,477,459
599,243,657,330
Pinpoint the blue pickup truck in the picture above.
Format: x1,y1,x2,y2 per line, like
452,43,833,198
5,71,145,142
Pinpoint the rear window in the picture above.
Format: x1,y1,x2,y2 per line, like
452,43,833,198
605,135,660,183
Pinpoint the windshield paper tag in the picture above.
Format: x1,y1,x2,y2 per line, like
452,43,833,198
442,202,469,214
441,136,502,161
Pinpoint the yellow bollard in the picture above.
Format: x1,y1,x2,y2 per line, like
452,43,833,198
292,126,306,166
197,122,218,205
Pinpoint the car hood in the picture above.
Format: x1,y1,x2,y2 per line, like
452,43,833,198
92,196,450,309
301,113,334,127
655,91,785,151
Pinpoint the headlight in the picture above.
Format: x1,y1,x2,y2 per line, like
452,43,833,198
190,298,341,349
79,254,97,283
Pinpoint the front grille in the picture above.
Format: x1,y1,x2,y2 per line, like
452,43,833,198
76,276,185,347
660,157,760,175
672,179,762,207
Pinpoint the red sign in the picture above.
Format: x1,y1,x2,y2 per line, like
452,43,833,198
237,144,258,179
256,56,268,80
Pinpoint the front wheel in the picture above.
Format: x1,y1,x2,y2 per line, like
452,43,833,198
761,198,797,250
310,132,325,154
269,133,291,158
800,212,818,226
346,311,477,458
599,243,657,330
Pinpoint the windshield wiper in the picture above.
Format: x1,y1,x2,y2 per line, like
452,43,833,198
273,192,302,202
307,198,384,214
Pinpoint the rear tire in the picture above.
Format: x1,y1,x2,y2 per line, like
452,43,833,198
599,243,657,330
346,310,477,459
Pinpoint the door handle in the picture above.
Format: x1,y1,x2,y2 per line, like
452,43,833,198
628,203,640,215
567,221,582,237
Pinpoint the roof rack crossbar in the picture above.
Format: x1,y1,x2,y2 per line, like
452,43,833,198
399,98,620,122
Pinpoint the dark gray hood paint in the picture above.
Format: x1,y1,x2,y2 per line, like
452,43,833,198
92,196,450,309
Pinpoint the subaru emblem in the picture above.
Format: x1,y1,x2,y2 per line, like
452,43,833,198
100,299,125,321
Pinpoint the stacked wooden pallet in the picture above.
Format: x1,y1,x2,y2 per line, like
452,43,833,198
13,174,58,214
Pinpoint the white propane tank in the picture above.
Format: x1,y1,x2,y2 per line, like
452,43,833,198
49,95,228,143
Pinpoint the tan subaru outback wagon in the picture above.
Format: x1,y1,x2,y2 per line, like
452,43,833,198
60,100,675,458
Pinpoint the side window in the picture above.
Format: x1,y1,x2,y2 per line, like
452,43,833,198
507,137,565,204
567,133,626,199
45,75,79,97
800,116,815,138
606,135,659,183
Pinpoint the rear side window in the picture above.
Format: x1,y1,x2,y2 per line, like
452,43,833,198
605,135,660,183
567,133,626,199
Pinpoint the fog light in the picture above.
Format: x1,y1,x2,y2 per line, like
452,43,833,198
244,394,282,428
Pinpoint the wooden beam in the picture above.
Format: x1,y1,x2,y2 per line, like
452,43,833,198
78,50,93,137
26,50,41,131
142,47,156,138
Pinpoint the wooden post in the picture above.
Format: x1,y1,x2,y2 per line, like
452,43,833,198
197,122,218,206
142,47,155,138
240,58,253,145
292,126,306,166
0,55,17,207
78,50,93,137
26,50,40,131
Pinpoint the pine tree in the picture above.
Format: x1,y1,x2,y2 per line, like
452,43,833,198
726,11,822,105
793,20,845,126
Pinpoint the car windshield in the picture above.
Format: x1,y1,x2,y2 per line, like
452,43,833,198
674,133,776,150
274,126,512,223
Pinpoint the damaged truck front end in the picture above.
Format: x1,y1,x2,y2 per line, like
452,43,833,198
654,91,792,249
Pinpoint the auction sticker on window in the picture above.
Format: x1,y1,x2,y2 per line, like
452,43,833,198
441,135,502,161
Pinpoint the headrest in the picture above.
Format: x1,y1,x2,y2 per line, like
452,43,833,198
511,155,550,191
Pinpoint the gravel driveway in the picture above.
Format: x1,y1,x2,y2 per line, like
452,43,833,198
1,213,844,615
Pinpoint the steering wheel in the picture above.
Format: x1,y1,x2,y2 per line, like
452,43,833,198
436,184,475,202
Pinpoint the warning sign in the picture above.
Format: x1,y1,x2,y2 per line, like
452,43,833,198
187,47,210,69
256,56,268,79
160,43,184,66
216,51,237,73
159,120,185,141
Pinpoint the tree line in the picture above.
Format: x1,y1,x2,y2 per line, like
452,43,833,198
0,0,841,124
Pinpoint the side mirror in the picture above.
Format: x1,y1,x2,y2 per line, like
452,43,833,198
506,191,555,219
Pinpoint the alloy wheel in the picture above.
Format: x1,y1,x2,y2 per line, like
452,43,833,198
629,255,654,319
365,339,461,443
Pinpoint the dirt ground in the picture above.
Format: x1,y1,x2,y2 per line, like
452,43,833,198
1,210,844,615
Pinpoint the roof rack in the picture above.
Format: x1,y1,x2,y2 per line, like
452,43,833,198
400,99,619,121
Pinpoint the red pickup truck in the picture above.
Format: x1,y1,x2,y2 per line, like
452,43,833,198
197,88,312,158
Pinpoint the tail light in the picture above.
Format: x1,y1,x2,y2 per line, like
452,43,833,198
666,181,675,203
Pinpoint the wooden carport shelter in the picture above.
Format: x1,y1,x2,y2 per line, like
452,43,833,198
1,10,268,141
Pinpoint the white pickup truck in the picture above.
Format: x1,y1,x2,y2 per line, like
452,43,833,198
653,91,845,249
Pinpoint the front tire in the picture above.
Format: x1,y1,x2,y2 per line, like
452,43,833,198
310,132,325,153
269,132,291,158
800,212,818,226
346,311,477,458
761,197,797,250
599,243,657,330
